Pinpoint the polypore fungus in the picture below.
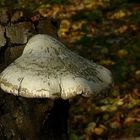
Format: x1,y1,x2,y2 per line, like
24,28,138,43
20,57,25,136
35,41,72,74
0,34,113,99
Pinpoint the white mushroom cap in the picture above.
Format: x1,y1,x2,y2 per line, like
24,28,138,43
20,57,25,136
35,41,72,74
0,34,113,99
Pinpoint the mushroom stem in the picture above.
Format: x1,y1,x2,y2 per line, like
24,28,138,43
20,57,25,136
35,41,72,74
41,99,70,140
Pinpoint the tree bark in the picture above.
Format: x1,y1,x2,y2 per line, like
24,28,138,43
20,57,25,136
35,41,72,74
0,8,69,140
41,99,70,140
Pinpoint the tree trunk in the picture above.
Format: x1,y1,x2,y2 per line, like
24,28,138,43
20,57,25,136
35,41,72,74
41,99,70,140
0,8,69,140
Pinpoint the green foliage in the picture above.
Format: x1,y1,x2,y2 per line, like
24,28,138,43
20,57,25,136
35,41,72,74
135,34,140,48
69,129,79,140
72,9,103,22
109,0,126,9
112,59,130,82
0,0,38,11
0,0,17,7
69,133,79,140
128,123,140,129
126,11,140,23
75,35,112,48
50,0,70,4
0,0,6,6
75,36,93,46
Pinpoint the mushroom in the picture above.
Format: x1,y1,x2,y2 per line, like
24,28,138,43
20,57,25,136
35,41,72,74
0,34,113,139
0,34,113,100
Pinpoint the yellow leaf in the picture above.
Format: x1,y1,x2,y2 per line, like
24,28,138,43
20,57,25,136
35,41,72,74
100,105,118,112
117,49,128,58
110,121,121,128
85,122,97,134
93,126,106,135
116,25,128,33
58,19,71,37
124,117,136,125
135,70,140,80
100,59,115,66
72,21,86,31
109,10,126,19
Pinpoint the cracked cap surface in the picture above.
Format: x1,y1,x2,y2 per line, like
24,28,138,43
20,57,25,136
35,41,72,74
0,34,113,99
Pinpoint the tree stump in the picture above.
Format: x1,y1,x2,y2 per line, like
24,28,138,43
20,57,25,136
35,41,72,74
0,8,69,140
